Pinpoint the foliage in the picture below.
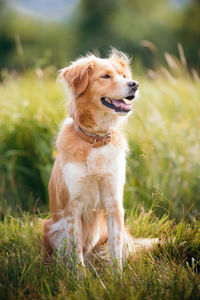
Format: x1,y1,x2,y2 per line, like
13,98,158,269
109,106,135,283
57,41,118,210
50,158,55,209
177,0,200,66
0,68,65,216
70,0,119,58
1,209,200,299
0,0,200,70
125,72,200,220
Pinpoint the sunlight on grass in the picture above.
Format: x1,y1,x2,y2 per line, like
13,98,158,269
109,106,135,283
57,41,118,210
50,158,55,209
125,76,200,219
1,210,200,299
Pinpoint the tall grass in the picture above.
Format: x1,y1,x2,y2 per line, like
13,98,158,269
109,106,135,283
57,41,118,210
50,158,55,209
1,210,200,299
0,68,65,216
0,55,200,219
125,75,200,219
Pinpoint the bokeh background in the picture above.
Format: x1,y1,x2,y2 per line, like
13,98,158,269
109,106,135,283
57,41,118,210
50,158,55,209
0,0,200,220
1,0,200,71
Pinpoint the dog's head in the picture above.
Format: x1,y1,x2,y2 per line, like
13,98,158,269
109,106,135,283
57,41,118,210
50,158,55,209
62,49,138,127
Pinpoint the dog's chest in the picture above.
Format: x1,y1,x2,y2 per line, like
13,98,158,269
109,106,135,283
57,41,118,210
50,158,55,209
86,143,125,175
63,143,126,215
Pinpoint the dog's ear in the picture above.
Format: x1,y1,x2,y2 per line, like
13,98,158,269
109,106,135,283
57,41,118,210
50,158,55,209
109,48,130,68
63,61,94,96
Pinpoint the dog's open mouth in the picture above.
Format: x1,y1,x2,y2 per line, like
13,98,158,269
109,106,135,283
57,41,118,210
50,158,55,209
101,95,135,113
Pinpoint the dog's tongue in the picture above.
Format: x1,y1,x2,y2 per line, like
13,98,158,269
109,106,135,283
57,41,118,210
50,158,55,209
111,99,131,110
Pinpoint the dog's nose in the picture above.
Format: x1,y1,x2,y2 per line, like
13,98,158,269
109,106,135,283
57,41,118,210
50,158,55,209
128,80,139,90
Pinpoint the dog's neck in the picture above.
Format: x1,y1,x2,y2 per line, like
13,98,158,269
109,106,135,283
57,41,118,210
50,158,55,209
75,109,125,137
73,124,112,148
77,125,111,138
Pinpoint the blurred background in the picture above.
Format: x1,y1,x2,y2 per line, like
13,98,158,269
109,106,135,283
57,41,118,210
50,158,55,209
0,0,200,220
1,0,200,71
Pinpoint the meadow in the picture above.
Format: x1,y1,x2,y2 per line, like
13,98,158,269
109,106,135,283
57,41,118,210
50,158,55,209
0,56,200,299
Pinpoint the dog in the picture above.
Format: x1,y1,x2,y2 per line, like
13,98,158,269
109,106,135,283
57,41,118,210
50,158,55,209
42,49,157,270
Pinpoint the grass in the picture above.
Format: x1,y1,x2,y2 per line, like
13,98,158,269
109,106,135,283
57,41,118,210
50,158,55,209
0,68,65,215
125,74,200,219
1,209,200,299
0,54,200,298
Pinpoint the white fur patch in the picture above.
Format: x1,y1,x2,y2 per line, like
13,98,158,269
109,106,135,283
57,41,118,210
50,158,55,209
63,142,126,222
49,216,84,265
49,218,72,254
62,117,73,126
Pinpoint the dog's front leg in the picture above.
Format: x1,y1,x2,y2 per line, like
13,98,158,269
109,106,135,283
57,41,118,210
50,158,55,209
65,210,84,267
106,203,124,270
51,210,84,267
62,165,86,267
100,175,125,270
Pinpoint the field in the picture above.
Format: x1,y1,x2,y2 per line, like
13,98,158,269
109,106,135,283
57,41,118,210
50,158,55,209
0,61,200,299
1,211,200,299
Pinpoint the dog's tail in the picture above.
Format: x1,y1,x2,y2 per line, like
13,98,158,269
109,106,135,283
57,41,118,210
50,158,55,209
122,227,159,258
87,226,159,263
42,218,54,263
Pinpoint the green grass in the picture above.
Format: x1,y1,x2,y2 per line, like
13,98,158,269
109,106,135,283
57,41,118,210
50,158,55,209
1,209,200,299
125,75,200,219
0,59,200,298
0,68,65,215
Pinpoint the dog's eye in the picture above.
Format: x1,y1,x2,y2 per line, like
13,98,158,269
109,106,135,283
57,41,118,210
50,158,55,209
101,74,111,79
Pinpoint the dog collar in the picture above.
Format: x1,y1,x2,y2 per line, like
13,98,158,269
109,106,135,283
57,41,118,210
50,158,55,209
75,125,112,148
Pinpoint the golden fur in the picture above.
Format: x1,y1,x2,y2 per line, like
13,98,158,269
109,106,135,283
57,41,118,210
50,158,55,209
42,49,157,267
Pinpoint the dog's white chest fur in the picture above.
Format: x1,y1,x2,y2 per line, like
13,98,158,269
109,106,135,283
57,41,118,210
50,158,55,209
63,143,126,220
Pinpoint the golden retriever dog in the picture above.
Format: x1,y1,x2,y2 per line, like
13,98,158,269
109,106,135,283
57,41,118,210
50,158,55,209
42,49,157,270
